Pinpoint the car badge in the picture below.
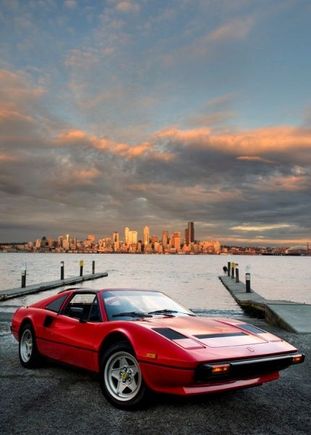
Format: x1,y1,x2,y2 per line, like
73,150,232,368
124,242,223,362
247,346,255,352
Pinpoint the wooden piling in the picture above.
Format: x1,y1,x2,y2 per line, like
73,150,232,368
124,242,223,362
245,272,251,293
60,261,64,280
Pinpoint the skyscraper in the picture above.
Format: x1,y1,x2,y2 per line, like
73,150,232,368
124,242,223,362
112,231,120,251
171,232,181,251
124,227,130,245
128,230,138,244
185,228,189,245
143,226,150,246
162,230,169,248
188,222,194,244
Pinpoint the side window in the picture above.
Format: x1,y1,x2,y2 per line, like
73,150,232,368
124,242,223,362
63,293,102,322
88,296,101,322
46,294,68,313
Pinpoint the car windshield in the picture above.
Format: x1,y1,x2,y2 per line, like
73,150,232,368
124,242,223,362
102,290,194,321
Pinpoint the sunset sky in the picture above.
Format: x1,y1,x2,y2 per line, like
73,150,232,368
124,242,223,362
0,0,311,245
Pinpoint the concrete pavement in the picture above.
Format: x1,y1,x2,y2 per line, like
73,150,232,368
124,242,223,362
1,318,310,435
219,275,311,333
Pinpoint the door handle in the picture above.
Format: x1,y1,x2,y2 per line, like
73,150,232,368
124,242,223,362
44,315,54,327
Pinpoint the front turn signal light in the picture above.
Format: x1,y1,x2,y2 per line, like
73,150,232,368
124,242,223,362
145,352,157,359
292,354,305,364
210,363,231,375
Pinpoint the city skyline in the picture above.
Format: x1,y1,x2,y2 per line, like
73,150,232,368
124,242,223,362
1,1,311,245
1,219,310,253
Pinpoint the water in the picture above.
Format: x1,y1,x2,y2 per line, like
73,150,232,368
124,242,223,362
0,254,310,311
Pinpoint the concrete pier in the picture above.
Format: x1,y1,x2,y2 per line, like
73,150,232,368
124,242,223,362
219,275,311,333
0,272,108,302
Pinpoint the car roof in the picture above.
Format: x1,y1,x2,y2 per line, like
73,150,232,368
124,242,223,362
58,288,161,294
58,287,101,294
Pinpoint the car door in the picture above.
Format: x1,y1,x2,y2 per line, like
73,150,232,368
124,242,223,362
41,292,104,371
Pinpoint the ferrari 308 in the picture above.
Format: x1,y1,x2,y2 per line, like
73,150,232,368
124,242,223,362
11,288,304,409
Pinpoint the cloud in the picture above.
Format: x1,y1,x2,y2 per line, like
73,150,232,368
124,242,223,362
231,223,293,232
0,69,46,109
156,125,311,155
0,70,53,149
1,69,311,244
0,152,18,162
115,1,140,13
209,17,254,42
161,15,254,65
64,0,77,9
253,174,309,192
237,156,274,163
64,48,101,69
55,128,174,161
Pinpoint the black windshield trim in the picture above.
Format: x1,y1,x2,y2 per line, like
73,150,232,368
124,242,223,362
112,311,153,318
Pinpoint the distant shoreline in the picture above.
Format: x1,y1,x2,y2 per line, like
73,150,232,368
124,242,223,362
0,250,310,256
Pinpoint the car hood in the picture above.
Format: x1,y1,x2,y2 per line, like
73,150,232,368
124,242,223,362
140,315,281,348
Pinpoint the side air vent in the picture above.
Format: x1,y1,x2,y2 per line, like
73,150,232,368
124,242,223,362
152,328,187,340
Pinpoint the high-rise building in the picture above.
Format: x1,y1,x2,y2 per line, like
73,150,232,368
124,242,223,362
128,230,138,245
143,226,150,246
112,231,120,251
124,227,130,244
151,235,158,243
188,222,194,244
87,234,96,242
171,232,181,251
162,230,169,248
185,228,189,245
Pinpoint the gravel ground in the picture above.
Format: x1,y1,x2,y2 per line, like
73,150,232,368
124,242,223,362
0,318,310,435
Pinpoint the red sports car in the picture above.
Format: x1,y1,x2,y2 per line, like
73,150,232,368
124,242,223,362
11,288,304,409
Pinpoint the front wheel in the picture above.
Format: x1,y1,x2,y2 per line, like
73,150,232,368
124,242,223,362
100,342,147,409
19,323,41,368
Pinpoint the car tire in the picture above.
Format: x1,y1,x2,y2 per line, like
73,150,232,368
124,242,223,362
19,322,41,368
100,341,147,409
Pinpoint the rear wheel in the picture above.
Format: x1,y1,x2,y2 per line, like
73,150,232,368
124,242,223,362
100,342,147,409
19,323,41,368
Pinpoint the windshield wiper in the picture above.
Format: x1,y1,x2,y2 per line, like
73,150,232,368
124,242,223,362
112,311,152,318
148,309,178,316
148,309,195,316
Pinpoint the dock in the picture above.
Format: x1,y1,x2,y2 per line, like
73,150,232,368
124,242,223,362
0,272,108,302
219,275,311,333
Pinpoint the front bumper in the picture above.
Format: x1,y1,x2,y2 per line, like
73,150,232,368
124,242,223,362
195,352,305,382
140,352,304,396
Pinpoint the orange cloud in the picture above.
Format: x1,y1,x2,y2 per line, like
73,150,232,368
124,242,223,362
156,126,311,155
156,127,212,142
55,129,174,161
0,152,18,162
57,129,90,143
55,124,311,166
72,168,100,182
0,108,34,124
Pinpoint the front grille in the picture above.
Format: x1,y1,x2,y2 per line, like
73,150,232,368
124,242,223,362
195,354,299,383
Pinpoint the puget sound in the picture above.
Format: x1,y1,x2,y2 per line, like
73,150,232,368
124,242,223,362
0,253,310,310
